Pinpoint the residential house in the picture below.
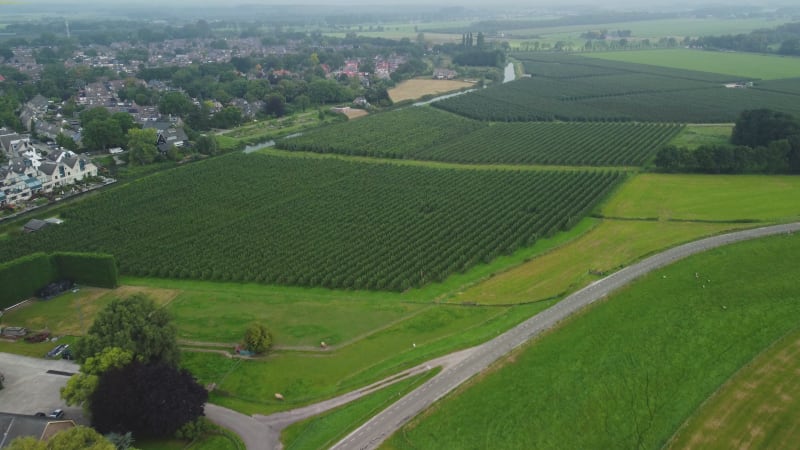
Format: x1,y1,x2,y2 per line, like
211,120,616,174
19,94,49,131
1,146,97,205
143,122,189,153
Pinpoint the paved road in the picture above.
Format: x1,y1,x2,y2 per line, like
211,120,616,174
204,348,477,449
331,222,800,450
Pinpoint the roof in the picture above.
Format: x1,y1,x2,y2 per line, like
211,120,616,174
39,161,57,176
24,178,42,189
24,219,48,232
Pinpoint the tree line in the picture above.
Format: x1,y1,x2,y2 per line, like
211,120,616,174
655,109,800,174
687,22,800,55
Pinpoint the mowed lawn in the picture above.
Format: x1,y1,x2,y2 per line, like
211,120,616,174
667,328,800,450
385,233,800,450
585,49,800,80
388,78,474,102
602,174,800,222
0,285,179,335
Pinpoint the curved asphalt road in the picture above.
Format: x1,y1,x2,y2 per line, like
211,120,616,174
330,222,800,450
204,223,800,449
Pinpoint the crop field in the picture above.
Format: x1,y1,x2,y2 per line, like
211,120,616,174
0,153,623,292
586,49,800,80
433,53,800,122
278,107,485,159
752,77,800,96
427,122,681,166
282,116,680,166
386,232,800,450
602,174,800,222
388,78,474,103
515,53,739,83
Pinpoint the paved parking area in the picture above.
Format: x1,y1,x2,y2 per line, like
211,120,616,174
0,353,84,422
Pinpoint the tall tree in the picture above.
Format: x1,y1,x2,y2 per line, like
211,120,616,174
61,347,133,414
126,128,158,166
90,362,207,437
195,134,219,156
732,109,800,147
243,322,273,354
73,294,179,366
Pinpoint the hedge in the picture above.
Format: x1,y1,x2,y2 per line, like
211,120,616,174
53,252,119,289
0,252,118,309
0,252,57,309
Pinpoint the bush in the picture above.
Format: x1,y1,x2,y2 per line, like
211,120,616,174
53,252,118,288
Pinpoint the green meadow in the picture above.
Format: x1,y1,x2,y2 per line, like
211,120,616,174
385,232,800,449
602,174,800,222
585,49,800,80
668,124,734,149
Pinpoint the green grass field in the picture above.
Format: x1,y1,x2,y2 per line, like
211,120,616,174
602,174,800,222
667,328,800,450
668,124,733,148
585,49,800,80
188,301,545,415
511,18,787,42
385,232,800,449
282,371,435,450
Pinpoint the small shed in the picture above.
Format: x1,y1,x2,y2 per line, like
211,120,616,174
23,219,48,233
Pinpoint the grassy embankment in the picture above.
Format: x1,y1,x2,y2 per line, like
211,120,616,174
385,231,800,449
585,48,800,80
667,328,800,450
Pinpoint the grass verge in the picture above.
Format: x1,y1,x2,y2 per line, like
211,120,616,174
282,371,437,450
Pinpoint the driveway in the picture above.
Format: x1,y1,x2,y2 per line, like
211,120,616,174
0,352,84,422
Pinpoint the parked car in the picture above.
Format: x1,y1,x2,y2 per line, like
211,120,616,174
46,344,68,359
48,409,64,419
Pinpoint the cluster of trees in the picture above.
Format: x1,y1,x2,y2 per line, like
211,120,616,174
61,295,206,440
453,50,506,67
655,109,800,174
689,22,800,55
